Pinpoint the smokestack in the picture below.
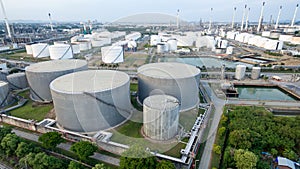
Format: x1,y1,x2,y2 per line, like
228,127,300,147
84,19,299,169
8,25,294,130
245,8,250,30
275,6,282,29
257,1,265,32
209,8,213,31
241,4,247,31
232,7,237,29
48,13,54,31
176,9,180,29
0,0,11,38
291,4,299,27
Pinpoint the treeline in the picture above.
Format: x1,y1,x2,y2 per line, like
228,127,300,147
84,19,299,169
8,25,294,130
0,127,109,169
214,106,300,169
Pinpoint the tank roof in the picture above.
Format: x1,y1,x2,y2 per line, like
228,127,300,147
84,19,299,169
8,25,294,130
138,62,200,79
7,72,25,77
50,70,129,93
25,59,87,73
144,95,179,110
0,81,7,87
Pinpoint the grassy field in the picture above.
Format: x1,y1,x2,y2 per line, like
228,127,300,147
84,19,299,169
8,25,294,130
9,91,53,122
164,142,186,158
0,51,50,63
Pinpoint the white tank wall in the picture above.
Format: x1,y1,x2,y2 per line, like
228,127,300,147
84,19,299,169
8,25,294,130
143,95,180,141
167,39,177,51
128,40,137,49
244,34,254,43
256,38,269,48
291,37,300,45
78,41,92,51
71,43,80,54
7,72,28,90
150,35,161,46
235,65,246,80
31,43,50,58
226,46,234,55
264,40,283,50
279,35,293,42
25,45,33,55
217,40,228,49
49,44,73,60
262,31,271,37
251,67,261,80
50,70,131,133
0,81,11,107
269,32,280,39
91,38,111,47
101,46,124,63
125,32,141,41
157,43,168,53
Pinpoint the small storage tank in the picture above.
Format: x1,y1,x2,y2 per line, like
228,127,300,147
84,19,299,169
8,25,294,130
50,70,131,133
53,41,68,45
226,46,234,55
269,32,281,39
49,44,73,60
264,40,283,50
91,38,111,47
71,43,80,54
235,65,246,80
262,31,271,37
167,39,177,51
101,46,124,63
143,95,180,141
138,62,200,111
0,81,11,107
157,43,168,53
150,35,161,46
25,60,88,103
251,67,261,80
78,40,92,51
279,35,293,42
127,40,137,49
217,40,228,49
31,43,50,58
6,72,28,90
25,45,33,55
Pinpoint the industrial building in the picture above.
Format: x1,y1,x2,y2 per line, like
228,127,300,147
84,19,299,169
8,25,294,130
143,95,180,141
137,62,201,111
50,70,131,133
25,59,88,102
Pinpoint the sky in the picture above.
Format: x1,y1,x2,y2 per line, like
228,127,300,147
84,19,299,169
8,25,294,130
1,0,299,23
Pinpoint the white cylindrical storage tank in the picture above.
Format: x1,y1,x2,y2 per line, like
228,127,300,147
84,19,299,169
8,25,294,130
49,44,73,60
31,43,50,58
101,46,124,63
226,46,234,55
251,67,261,80
54,41,68,45
167,39,177,51
157,43,168,53
269,32,281,39
71,43,80,54
262,31,271,37
91,38,111,47
25,45,33,55
217,40,228,49
50,70,131,133
138,62,201,111
0,81,11,107
264,40,283,50
78,40,92,51
235,65,246,80
25,60,88,103
128,40,137,49
150,35,161,46
143,95,180,141
6,72,28,90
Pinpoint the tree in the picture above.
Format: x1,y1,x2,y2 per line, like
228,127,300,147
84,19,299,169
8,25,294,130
31,152,65,169
213,144,222,155
15,142,34,158
93,163,108,169
283,149,298,161
228,129,252,149
234,149,258,169
70,141,98,160
1,133,20,156
120,144,157,169
68,161,87,169
18,153,36,168
38,132,65,149
0,126,12,142
156,160,175,169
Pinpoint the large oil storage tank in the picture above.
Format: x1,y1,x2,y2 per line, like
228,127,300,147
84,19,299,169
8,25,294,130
138,62,200,111
235,65,246,80
25,60,88,103
78,40,92,51
143,95,180,141
31,43,50,58
167,39,177,51
264,40,283,50
7,72,28,90
279,35,293,42
157,43,168,53
251,67,261,80
50,70,131,133
25,44,33,55
101,46,124,63
0,81,11,107
49,44,73,60
71,43,80,54
91,38,111,47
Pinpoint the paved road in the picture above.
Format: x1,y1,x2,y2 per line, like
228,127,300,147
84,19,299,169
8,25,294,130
0,163,12,169
199,81,226,169
12,129,120,166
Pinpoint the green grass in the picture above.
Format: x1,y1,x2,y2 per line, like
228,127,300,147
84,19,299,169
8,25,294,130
164,143,186,158
113,120,143,138
198,108,206,116
9,91,53,122
130,83,138,92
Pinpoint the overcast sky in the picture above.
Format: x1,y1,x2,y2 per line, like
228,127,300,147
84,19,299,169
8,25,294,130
1,0,299,22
